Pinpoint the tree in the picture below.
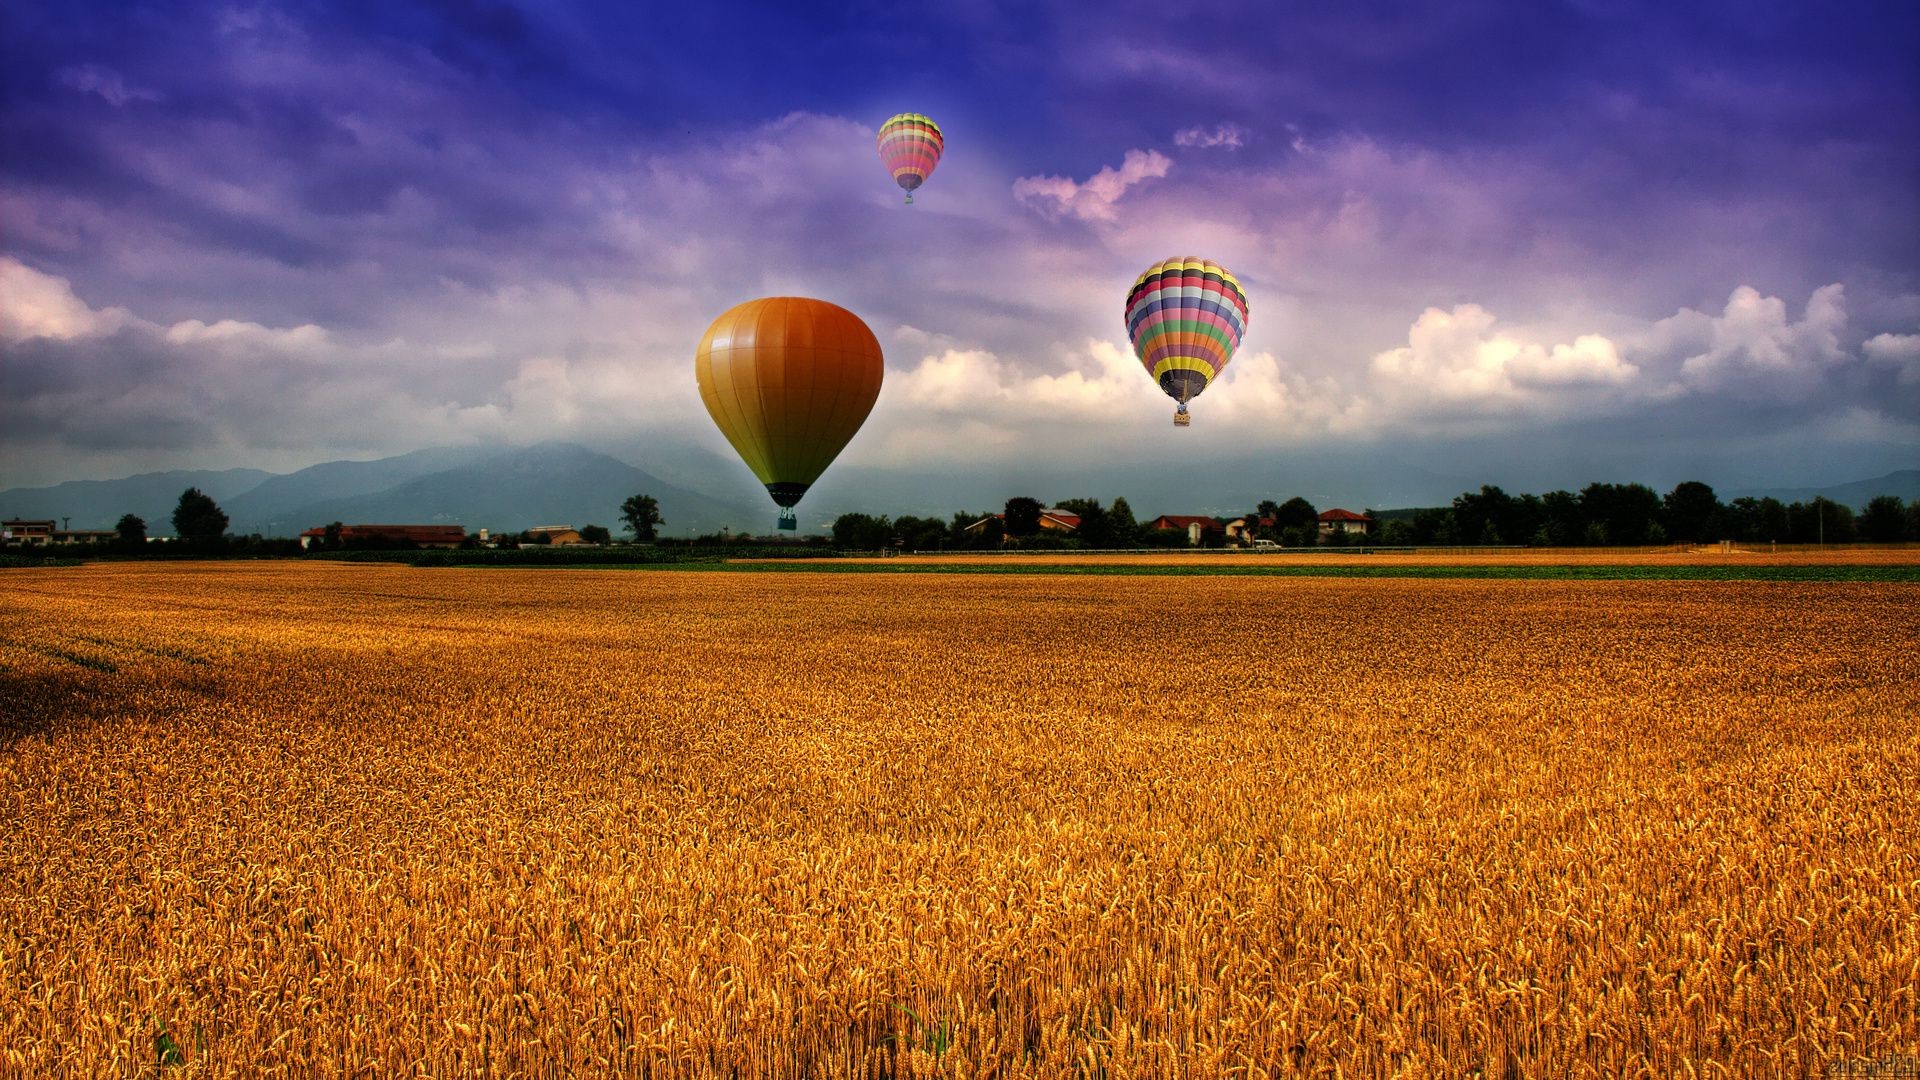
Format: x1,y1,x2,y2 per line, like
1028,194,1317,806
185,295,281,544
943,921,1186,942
1452,486,1516,546
1274,497,1318,535
832,513,893,550
1108,497,1141,548
1858,496,1908,543
1725,497,1788,542
1538,490,1581,546
579,524,612,545
621,494,663,542
1004,496,1043,538
892,515,948,552
1053,498,1113,547
115,514,147,549
172,488,228,546
1661,481,1722,544
1578,482,1660,545
324,521,343,549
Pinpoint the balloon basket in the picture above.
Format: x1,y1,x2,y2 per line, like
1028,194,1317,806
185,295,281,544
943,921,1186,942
905,193,914,205
778,508,798,531
1173,408,1191,427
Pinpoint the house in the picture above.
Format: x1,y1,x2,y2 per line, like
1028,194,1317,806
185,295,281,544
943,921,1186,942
1317,508,1373,538
962,509,1083,535
526,525,586,546
1147,515,1222,545
299,524,467,549
53,529,118,545
1223,516,1275,542
1,519,56,546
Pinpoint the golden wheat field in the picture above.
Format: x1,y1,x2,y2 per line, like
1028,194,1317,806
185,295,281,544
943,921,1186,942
2,561,1916,1078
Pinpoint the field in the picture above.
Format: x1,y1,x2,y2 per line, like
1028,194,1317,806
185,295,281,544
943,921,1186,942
3,560,1917,1077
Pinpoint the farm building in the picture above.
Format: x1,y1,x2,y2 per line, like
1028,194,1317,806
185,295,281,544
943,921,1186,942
1223,516,1275,542
299,524,467,549
963,510,1083,535
526,526,587,546
1318,508,1373,538
1147,515,1223,545
2,519,56,545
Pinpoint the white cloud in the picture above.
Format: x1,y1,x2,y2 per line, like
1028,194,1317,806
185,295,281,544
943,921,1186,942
0,258,130,342
1369,304,1637,412
1174,124,1246,150
1862,332,1920,387
1013,149,1171,222
1665,284,1848,397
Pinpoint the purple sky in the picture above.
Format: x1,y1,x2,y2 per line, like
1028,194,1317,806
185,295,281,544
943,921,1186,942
2,0,1916,502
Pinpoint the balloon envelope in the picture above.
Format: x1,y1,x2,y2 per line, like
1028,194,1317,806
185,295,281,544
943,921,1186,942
695,297,884,527
877,113,943,202
1124,257,1248,423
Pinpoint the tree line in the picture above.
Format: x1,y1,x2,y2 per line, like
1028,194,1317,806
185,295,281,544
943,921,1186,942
29,480,1920,559
1384,482,1918,547
831,482,1920,551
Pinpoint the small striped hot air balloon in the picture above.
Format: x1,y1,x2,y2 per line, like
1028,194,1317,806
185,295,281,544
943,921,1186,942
1124,257,1249,426
694,298,884,531
876,113,943,204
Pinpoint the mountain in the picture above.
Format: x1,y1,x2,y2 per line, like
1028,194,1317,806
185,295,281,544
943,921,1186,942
1730,470,1920,510
278,442,758,536
223,446,504,536
0,468,274,533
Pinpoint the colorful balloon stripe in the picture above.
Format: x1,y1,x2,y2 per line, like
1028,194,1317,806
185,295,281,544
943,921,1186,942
1124,257,1248,409
877,113,944,197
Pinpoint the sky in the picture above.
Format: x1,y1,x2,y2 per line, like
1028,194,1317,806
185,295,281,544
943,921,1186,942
2,0,1917,510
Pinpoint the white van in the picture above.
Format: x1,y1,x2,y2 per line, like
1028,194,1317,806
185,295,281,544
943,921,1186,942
1250,539,1280,550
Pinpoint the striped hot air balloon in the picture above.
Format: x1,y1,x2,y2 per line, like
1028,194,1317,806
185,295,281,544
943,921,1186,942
876,113,943,204
1124,257,1249,427
695,298,884,531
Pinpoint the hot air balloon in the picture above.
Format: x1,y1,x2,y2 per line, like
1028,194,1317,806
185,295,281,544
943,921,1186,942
695,297,884,531
877,113,943,204
1124,257,1248,426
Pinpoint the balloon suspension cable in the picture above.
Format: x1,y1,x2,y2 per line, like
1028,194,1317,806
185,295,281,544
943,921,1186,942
778,507,798,531
1174,402,1191,427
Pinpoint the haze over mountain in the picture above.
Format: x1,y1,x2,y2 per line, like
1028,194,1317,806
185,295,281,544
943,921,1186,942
0,468,272,536
0,443,756,538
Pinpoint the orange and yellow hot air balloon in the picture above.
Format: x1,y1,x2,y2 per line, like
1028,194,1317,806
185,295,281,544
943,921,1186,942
695,297,884,531
877,113,943,204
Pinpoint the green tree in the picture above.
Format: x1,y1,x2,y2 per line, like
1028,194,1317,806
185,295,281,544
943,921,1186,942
620,494,663,542
1003,496,1043,538
172,487,229,546
1274,496,1318,535
115,513,147,549
1452,486,1516,545
1108,497,1141,547
1661,481,1722,543
832,513,893,550
1857,496,1908,542
1725,497,1788,542
891,515,948,551
1537,491,1581,546
1578,482,1660,545
578,524,612,545
1053,498,1113,547
1379,519,1415,546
